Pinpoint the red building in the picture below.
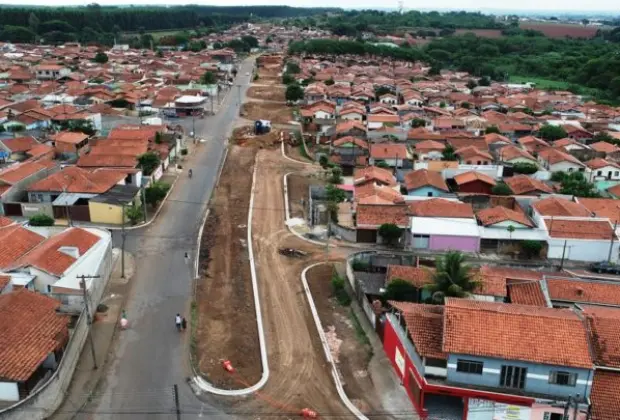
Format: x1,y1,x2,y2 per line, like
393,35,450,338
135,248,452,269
453,171,496,195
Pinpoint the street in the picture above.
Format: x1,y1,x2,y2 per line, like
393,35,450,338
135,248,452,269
79,58,256,419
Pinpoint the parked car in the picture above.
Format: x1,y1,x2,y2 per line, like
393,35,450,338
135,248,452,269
245,72,250,76
589,261,620,275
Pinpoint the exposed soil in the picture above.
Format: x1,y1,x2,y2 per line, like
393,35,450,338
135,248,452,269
305,263,385,415
241,101,294,124
232,125,282,148
285,143,314,164
247,85,286,102
195,145,261,389
255,74,282,85
520,22,598,39
287,173,324,220
227,147,352,416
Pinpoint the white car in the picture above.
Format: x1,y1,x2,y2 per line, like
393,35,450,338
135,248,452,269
245,72,250,76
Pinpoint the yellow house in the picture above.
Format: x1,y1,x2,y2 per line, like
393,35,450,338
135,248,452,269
88,185,142,225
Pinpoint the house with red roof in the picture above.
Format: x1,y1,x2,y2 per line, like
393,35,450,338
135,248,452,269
584,158,620,182
383,298,592,419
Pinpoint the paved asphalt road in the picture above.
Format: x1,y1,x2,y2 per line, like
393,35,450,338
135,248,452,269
83,58,255,420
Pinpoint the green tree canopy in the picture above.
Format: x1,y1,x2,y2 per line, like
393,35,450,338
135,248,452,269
137,152,161,176
512,162,539,175
538,124,567,141
383,279,419,303
285,83,304,102
424,251,480,304
485,125,500,134
378,223,403,246
442,144,456,161
93,51,109,64
145,181,171,208
201,71,217,85
29,213,54,226
491,182,513,196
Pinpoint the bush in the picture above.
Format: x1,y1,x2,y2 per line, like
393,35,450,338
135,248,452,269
491,182,513,196
512,162,539,175
125,205,143,225
319,155,329,168
521,240,544,259
145,181,171,208
351,259,370,271
331,273,351,306
28,213,54,226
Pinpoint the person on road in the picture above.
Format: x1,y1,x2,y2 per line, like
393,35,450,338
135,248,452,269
175,313,182,331
188,169,193,178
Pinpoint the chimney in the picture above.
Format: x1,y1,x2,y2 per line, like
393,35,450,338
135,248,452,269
58,246,80,259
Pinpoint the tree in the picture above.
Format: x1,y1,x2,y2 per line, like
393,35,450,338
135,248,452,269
125,204,143,226
506,224,516,240
137,152,161,176
592,131,616,144
461,102,471,109
28,12,40,34
319,155,329,168
156,49,164,57
328,167,343,184
325,184,346,203
485,125,500,134
145,181,170,208
521,240,544,259
538,124,567,141
378,223,402,246
558,171,599,197
374,86,392,99
201,71,217,85
478,76,491,86
512,162,539,175
466,79,477,90
241,35,258,49
282,73,295,85
423,251,480,304
285,83,304,102
286,62,301,74
442,144,456,161
29,213,54,226
383,279,419,302
324,78,334,86
491,182,512,196
93,51,108,64
411,118,426,128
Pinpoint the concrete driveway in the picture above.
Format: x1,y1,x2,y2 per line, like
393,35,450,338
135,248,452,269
81,58,256,420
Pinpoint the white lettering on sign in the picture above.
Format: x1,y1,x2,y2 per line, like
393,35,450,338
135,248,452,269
394,346,405,376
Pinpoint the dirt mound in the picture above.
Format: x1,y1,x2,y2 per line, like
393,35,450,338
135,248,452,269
232,125,281,148
240,101,293,125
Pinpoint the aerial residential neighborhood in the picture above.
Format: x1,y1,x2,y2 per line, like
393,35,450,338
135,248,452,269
0,3,619,420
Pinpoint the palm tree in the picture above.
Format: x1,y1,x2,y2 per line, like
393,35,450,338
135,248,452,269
424,251,480,304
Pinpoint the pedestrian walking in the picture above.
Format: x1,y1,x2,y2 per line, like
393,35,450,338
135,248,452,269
175,313,182,331
182,317,187,331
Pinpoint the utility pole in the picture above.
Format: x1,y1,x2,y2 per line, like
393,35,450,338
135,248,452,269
121,203,126,279
210,95,214,115
563,395,572,420
141,186,147,224
560,240,568,270
173,384,181,420
79,275,101,369
608,220,618,262
192,112,196,144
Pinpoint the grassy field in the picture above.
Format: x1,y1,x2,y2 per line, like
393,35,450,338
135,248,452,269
508,75,571,90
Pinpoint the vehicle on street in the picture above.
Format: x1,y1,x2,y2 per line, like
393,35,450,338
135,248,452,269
245,72,250,76
589,261,620,275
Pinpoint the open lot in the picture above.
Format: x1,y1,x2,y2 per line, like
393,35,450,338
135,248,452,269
241,101,294,124
247,85,286,102
194,145,261,389
232,125,282,148
520,22,599,38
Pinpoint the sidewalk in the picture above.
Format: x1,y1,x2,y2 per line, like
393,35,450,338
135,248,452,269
50,249,136,420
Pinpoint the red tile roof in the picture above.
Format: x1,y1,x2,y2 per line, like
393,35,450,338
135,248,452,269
0,225,45,270
391,301,446,360
0,136,39,153
369,143,409,159
356,184,404,205
455,146,493,162
386,265,432,288
507,281,548,307
77,154,138,168
476,206,533,227
404,169,449,192
532,197,591,217
505,175,553,195
590,370,620,420
353,166,396,187
0,160,53,185
538,147,584,166
28,166,125,194
443,298,592,368
545,218,615,240
0,216,14,228
414,140,445,151
409,198,474,218
332,136,368,149
590,141,619,154
453,171,497,186
547,278,620,306
51,131,89,144
578,198,620,224
356,204,409,228
583,306,620,369
0,289,68,381
498,145,536,162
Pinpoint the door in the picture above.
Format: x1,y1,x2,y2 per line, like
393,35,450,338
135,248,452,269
413,234,430,249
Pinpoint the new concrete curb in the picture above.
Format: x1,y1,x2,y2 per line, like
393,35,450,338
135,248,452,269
300,263,368,420
191,157,270,396
280,139,314,166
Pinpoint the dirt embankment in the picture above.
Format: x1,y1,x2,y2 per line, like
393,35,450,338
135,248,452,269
241,101,294,125
195,145,262,388
305,263,383,415
232,125,281,148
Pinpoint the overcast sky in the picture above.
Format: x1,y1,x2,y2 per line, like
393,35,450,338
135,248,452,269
0,0,616,12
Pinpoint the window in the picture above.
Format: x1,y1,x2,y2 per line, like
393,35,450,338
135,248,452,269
568,168,574,172
544,413,563,420
456,359,484,375
500,365,527,389
427,192,433,197
615,171,619,176
549,370,577,387
597,170,603,176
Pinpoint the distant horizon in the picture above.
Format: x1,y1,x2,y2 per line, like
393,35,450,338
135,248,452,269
0,1,618,15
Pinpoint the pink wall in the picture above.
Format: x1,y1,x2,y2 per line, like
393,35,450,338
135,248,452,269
429,235,480,252
530,404,587,420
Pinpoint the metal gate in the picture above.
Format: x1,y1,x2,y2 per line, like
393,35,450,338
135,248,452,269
3,203,23,217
